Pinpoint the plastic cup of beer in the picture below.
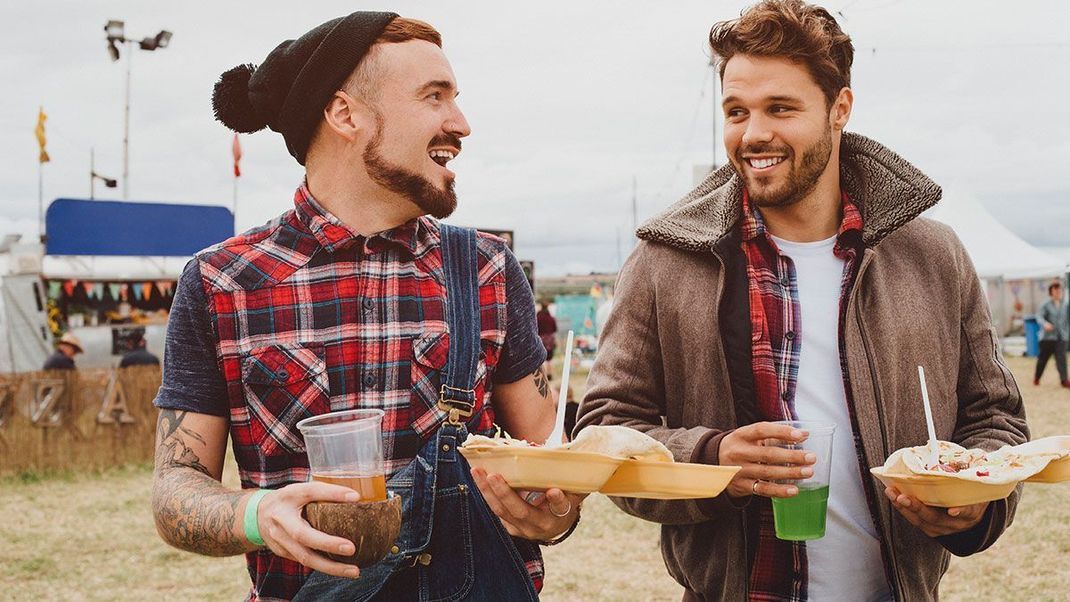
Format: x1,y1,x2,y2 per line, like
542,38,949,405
768,420,835,541
297,409,387,502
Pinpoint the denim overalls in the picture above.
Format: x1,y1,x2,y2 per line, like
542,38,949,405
294,225,541,601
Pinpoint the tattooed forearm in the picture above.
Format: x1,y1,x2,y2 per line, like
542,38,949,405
151,410,252,556
533,368,551,398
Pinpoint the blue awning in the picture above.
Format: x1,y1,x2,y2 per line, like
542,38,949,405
45,199,234,256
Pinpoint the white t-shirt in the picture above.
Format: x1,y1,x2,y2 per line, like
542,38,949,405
770,234,891,602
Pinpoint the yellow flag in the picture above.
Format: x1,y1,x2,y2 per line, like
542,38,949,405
35,107,50,163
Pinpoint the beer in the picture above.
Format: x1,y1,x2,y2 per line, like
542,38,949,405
312,472,388,502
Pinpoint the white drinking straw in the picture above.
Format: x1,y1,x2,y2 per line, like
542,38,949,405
917,365,940,469
545,330,575,448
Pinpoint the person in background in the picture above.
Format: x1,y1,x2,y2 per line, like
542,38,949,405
537,300,558,376
43,332,82,370
1034,281,1069,387
120,332,160,368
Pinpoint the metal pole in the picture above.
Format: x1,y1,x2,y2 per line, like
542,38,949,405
232,175,238,231
710,55,718,169
123,40,131,200
631,176,638,248
38,160,44,240
615,227,622,270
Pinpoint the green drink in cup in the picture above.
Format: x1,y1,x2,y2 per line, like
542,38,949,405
768,421,836,541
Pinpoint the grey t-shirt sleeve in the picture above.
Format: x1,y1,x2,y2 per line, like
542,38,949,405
493,248,547,384
153,259,229,417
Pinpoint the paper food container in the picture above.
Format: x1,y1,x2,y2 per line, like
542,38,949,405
459,445,623,493
1019,436,1070,483
870,466,1018,508
599,459,741,499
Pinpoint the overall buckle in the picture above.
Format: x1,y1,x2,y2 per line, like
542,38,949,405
437,385,476,425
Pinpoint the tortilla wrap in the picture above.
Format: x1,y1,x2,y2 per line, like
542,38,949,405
462,425,673,462
881,440,1053,485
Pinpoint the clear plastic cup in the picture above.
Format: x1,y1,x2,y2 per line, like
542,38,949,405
767,420,836,541
296,409,387,502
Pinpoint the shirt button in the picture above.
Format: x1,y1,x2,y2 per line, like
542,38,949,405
362,298,374,313
276,369,288,380
782,391,791,402
780,276,791,288
363,373,377,388
784,331,795,341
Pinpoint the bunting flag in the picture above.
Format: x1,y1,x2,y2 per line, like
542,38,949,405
142,282,153,301
120,283,129,301
156,280,174,296
108,283,122,300
131,282,143,301
92,283,105,299
232,133,242,177
48,281,62,299
82,281,94,296
35,107,50,163
62,280,75,297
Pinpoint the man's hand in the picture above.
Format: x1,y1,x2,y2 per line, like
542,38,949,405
470,467,585,541
255,482,365,579
718,422,816,498
885,487,989,537
1043,323,1055,332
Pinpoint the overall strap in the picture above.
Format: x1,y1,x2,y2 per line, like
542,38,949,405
437,224,481,426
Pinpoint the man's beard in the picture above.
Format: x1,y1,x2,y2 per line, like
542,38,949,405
362,115,458,220
737,124,833,209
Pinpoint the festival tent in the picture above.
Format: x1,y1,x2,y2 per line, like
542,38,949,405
0,199,233,372
925,189,1068,335
925,189,1067,280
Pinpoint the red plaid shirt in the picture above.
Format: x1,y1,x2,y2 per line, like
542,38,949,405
159,184,545,601
741,190,865,601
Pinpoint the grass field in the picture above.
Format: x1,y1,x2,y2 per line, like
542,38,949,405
1,355,1067,600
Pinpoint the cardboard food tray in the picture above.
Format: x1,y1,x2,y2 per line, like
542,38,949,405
599,459,741,499
870,467,1017,508
1019,436,1070,483
459,445,623,493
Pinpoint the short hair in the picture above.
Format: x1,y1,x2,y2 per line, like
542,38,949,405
709,0,853,107
1050,281,1064,295
345,18,442,102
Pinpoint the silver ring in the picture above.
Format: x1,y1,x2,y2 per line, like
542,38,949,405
751,480,761,495
549,499,572,518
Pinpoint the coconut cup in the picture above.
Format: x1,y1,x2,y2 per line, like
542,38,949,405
304,493,402,567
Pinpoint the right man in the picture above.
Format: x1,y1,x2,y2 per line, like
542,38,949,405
577,1,1029,600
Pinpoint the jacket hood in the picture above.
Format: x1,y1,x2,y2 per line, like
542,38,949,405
636,132,942,252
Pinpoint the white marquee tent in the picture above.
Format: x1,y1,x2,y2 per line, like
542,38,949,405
926,189,1067,280
926,189,1068,336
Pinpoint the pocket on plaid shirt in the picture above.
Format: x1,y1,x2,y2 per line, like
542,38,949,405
241,343,330,457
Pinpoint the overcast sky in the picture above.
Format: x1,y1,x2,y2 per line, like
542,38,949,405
3,0,1068,275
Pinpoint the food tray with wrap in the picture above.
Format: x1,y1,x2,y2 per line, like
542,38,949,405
460,425,740,498
870,437,1070,507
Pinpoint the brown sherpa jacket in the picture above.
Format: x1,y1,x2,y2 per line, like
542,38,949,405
576,132,1029,601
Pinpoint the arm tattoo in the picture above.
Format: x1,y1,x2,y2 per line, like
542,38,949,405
533,368,550,398
152,410,250,556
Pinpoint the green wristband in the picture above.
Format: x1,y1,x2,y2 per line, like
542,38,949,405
243,489,271,546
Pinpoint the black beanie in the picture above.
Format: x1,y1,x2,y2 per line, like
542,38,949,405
211,11,399,165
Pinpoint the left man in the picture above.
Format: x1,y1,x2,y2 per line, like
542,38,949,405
150,13,580,601
43,332,82,370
